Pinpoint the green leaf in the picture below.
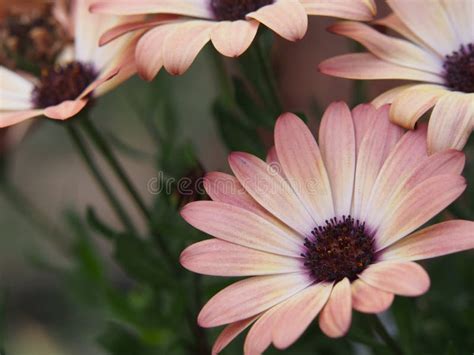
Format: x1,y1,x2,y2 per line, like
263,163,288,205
87,207,120,241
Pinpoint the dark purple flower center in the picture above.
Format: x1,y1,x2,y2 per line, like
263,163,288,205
210,0,274,21
302,216,375,283
443,43,474,93
32,61,98,108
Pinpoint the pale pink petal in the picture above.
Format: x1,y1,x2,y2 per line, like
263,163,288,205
43,100,89,120
376,174,466,250
180,201,303,257
0,110,44,128
374,14,427,48
380,220,474,262
319,102,355,217
351,279,394,314
80,67,119,99
180,239,303,276
275,113,334,224
441,0,473,46
272,283,333,349
212,316,258,355
265,146,286,180
329,21,442,73
427,92,474,154
371,84,416,108
0,66,36,110
364,125,429,230
319,278,352,338
162,20,213,75
387,0,459,56
300,0,376,21
352,106,404,220
247,0,307,41
359,261,430,296
390,84,448,129
243,304,284,355
351,103,377,153
229,152,315,236
198,273,312,327
99,15,178,46
211,20,259,57
135,24,176,81
90,0,212,18
319,53,444,83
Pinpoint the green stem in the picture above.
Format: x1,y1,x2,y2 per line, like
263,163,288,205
370,315,404,355
66,124,137,234
0,182,70,254
80,115,152,222
210,49,234,106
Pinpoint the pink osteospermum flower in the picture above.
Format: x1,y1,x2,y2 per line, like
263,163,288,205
180,102,474,354
90,0,376,79
319,0,474,154
0,0,138,128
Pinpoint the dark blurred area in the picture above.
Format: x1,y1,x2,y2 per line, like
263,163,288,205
0,1,472,354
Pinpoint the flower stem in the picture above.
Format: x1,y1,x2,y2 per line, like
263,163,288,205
66,123,137,234
80,115,152,222
370,314,404,355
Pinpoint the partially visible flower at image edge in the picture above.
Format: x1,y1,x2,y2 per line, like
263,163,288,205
180,102,474,354
90,0,376,79
319,0,474,154
0,0,138,128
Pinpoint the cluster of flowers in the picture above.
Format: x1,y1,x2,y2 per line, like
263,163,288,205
1,1,473,354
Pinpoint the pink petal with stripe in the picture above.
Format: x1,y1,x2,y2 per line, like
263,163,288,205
0,110,45,128
380,220,474,262
180,239,303,276
212,316,258,355
43,100,89,120
319,53,444,83
319,278,352,338
359,261,430,296
351,279,394,314
319,102,355,217
180,201,303,257
351,103,377,154
275,112,334,224
229,152,315,236
247,0,307,41
301,0,376,21
198,273,312,327
211,20,259,57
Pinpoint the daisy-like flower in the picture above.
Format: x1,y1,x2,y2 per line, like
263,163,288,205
319,0,474,154
90,0,376,79
180,102,473,354
0,0,137,128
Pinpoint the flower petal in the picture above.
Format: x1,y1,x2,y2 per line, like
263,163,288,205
441,0,473,46
180,201,303,257
135,24,177,81
300,0,376,21
266,146,286,180
43,100,89,120
374,14,426,48
387,0,459,56
351,103,378,153
162,20,213,75
390,84,448,129
0,110,44,128
91,0,212,18
380,220,474,262
180,239,303,276
319,53,444,83
212,316,258,355
352,105,403,220
319,278,352,338
376,174,466,250
351,279,394,314
427,92,474,153
359,261,430,296
329,21,442,73
247,0,307,41
211,20,259,57
272,283,332,349
229,152,315,236
371,84,415,108
318,102,355,217
198,273,312,327
275,113,334,224
0,67,35,110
